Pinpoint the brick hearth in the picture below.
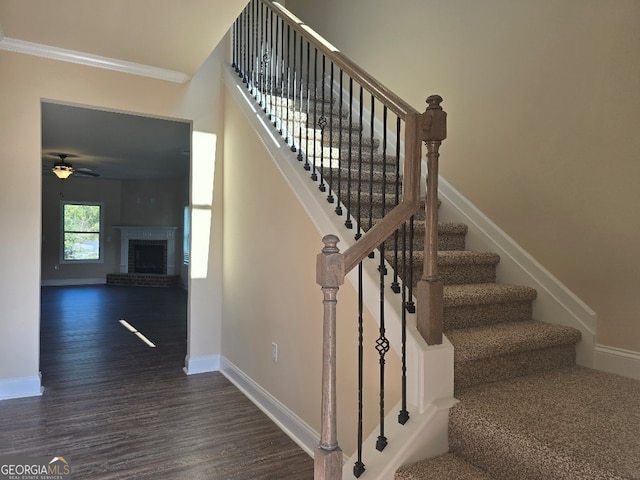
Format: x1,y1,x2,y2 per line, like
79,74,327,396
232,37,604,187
106,273,179,288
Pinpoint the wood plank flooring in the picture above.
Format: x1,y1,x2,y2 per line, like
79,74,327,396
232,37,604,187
0,285,314,479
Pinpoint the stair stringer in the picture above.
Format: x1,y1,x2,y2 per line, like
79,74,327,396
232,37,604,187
436,176,597,367
225,66,456,476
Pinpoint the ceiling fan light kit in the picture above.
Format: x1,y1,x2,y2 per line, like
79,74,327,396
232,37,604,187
49,153,100,179
52,162,74,179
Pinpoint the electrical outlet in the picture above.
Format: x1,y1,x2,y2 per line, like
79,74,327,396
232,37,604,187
271,342,278,363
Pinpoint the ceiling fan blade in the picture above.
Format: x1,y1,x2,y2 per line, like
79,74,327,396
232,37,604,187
74,169,100,177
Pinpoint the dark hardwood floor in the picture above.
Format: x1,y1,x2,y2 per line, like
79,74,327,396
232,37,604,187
0,285,314,479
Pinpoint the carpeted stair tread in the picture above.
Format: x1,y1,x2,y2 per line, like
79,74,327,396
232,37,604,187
444,283,537,308
446,320,581,363
395,452,495,480
439,250,500,266
450,366,640,479
396,250,500,286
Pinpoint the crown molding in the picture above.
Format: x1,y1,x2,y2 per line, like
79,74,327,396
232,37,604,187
0,36,191,84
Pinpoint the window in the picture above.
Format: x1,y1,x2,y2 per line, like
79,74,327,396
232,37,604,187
183,205,190,265
61,202,103,262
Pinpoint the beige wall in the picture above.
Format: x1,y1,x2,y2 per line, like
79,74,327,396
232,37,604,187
286,0,640,352
41,175,122,281
0,44,224,384
222,87,400,455
40,177,188,283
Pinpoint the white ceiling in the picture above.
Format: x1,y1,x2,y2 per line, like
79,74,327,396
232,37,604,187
0,0,247,180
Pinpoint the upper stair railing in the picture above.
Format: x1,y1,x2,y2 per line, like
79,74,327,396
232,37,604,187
232,2,447,478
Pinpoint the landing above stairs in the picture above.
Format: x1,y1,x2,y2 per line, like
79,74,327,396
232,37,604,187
397,366,640,480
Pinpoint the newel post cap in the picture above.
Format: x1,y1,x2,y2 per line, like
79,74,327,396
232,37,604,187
316,234,345,288
421,94,447,142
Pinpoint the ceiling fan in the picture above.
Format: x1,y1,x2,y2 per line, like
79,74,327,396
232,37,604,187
51,154,100,179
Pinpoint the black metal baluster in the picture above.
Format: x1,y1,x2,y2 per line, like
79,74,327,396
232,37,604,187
238,9,245,79
273,17,280,128
355,85,364,241
376,245,390,452
368,95,375,233
366,95,375,260
379,106,388,274
318,54,327,192
326,61,335,203
253,0,260,99
248,0,254,95
399,217,410,425
244,7,250,85
345,77,354,229
391,117,402,294
278,17,285,135
289,26,295,150
297,33,304,161
303,41,311,171
258,2,265,109
354,261,366,478
232,16,238,72
334,68,343,215
268,8,274,118
376,102,390,453
311,47,319,182
406,215,416,313
284,25,296,144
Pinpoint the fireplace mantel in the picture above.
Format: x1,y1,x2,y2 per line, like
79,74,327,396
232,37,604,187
113,226,178,275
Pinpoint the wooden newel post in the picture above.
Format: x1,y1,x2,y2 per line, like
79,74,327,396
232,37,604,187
315,234,345,480
416,95,447,346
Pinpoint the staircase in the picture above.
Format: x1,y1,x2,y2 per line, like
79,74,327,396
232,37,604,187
230,3,640,476
291,88,640,479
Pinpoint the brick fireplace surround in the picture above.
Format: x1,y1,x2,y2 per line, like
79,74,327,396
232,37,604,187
107,226,179,287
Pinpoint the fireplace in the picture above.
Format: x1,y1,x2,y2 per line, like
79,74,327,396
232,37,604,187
133,242,165,274
107,226,179,287
113,225,178,275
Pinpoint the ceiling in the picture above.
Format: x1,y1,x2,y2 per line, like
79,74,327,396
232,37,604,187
41,103,192,181
0,0,247,181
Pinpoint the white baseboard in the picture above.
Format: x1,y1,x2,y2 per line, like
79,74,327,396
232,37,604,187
41,278,106,286
183,354,220,375
594,345,640,380
220,357,318,457
0,373,43,400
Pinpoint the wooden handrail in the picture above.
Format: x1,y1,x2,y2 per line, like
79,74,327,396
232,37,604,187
343,112,422,273
266,1,419,120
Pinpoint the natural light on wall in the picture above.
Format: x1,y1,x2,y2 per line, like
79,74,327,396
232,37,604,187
190,131,217,279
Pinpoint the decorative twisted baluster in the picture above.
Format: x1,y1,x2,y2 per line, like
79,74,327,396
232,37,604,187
416,95,447,345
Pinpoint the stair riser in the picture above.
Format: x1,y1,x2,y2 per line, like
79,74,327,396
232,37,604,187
454,345,576,391
444,301,533,330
